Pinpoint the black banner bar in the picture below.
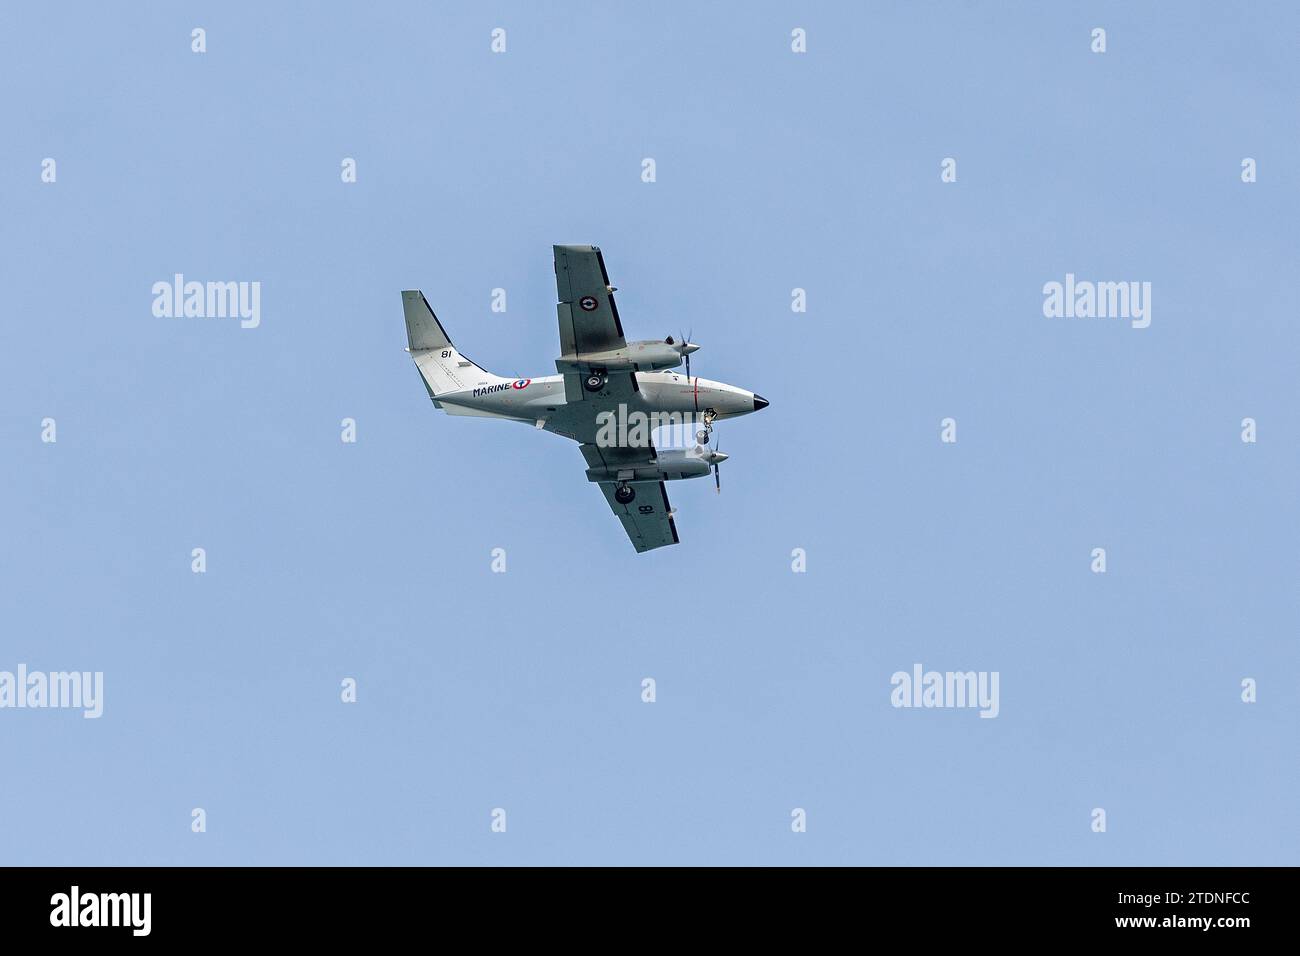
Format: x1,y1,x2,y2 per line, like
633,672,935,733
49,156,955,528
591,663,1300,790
0,866,1278,942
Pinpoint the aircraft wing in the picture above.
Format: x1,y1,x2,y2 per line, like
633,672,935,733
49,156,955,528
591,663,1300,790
596,480,679,553
554,244,638,403
554,244,626,358
580,443,680,553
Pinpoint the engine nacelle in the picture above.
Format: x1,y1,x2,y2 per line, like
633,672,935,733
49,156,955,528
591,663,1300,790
585,448,714,484
557,338,698,375
624,340,687,370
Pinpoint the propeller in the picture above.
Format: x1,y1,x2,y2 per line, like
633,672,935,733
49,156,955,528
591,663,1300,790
666,331,699,376
708,440,727,493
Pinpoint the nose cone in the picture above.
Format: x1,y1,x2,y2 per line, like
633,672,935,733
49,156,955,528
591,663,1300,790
709,451,729,465
682,342,700,354
752,394,769,412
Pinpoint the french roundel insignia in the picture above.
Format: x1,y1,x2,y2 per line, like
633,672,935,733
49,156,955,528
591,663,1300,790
512,379,530,389
579,295,599,312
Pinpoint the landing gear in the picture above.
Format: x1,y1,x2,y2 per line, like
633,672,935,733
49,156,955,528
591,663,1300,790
614,483,636,504
584,372,607,393
695,408,717,445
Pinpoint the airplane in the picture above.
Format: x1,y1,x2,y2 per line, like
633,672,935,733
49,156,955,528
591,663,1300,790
402,244,769,552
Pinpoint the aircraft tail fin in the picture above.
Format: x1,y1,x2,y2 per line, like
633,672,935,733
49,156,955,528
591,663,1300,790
403,290,453,352
402,290,507,398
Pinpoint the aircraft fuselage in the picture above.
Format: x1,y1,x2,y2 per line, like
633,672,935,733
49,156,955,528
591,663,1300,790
435,370,766,445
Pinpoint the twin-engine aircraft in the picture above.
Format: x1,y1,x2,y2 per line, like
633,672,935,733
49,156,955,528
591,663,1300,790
402,245,768,552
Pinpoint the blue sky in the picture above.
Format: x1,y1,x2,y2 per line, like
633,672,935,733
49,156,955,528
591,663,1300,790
1,1,1296,865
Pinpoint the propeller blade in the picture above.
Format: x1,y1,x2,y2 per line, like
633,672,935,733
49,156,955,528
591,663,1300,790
677,328,698,377
714,462,721,493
